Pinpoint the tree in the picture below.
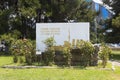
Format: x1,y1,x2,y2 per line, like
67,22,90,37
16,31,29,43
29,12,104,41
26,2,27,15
103,0,120,43
0,0,96,40
39,0,95,22
14,0,40,39
0,30,21,55
0,9,11,35
0,0,41,39
112,14,120,28
39,0,96,43
111,0,120,17
103,0,120,15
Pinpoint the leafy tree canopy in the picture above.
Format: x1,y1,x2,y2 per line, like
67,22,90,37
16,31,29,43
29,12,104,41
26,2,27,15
0,0,96,39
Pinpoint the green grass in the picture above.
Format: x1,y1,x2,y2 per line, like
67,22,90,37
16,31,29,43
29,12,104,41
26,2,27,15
110,50,120,61
0,56,13,66
112,50,120,54
0,67,120,80
0,68,119,80
0,56,120,80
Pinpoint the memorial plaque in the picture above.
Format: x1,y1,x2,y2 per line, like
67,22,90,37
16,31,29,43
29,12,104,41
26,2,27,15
36,23,90,52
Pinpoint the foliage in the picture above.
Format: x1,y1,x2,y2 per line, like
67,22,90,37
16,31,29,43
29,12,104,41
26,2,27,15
43,37,56,47
0,30,21,55
43,37,56,65
18,0,41,18
0,33,14,46
41,0,95,22
111,0,120,16
0,0,96,40
62,47,72,66
112,14,120,28
98,44,112,68
0,0,41,39
44,47,55,66
76,40,95,66
10,39,36,65
103,0,120,43
103,0,120,16
0,9,11,35
104,19,120,43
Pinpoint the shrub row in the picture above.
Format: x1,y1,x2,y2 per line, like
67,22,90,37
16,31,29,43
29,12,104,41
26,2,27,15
10,37,111,68
42,38,98,67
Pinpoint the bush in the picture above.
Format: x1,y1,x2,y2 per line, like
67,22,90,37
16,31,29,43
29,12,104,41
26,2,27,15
98,44,112,68
43,37,56,47
62,47,72,66
43,47,55,66
0,30,21,55
42,38,97,67
43,37,56,66
75,40,95,66
13,55,18,63
10,39,36,65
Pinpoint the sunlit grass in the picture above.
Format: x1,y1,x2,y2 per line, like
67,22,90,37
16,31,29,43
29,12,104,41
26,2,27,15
0,56,120,80
0,56,13,66
0,68,120,80
112,50,120,54
110,50,120,61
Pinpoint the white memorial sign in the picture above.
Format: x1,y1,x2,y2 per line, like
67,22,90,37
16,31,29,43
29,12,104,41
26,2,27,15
36,23,90,52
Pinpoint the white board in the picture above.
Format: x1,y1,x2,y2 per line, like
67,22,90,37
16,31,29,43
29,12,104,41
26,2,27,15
36,23,90,52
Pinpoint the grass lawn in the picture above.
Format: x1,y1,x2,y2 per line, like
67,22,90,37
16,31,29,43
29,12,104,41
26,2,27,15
0,56,13,66
0,56,120,80
0,68,120,80
110,50,120,61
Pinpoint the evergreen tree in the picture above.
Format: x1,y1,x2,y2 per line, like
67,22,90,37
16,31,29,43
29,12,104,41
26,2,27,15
39,0,95,22
0,0,41,39
0,0,96,40
103,0,120,43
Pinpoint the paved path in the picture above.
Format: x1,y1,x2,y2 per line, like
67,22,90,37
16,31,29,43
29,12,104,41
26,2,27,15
110,60,120,66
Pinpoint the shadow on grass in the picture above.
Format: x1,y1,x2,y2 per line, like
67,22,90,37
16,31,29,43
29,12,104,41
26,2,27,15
110,54,120,61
